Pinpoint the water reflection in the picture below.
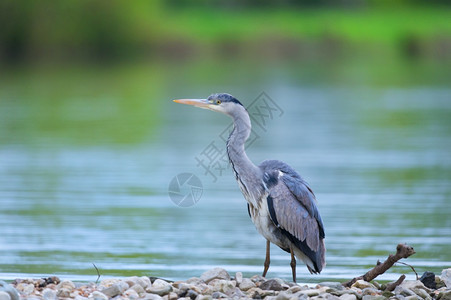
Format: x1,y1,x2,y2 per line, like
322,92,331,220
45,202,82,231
0,73,450,283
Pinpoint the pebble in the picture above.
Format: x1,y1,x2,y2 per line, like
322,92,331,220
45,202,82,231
143,294,163,300
90,291,109,300
129,283,146,296
239,278,256,291
421,272,437,289
123,288,140,299
339,293,357,300
200,268,231,283
0,281,19,300
235,272,243,285
101,281,128,298
210,279,236,295
15,283,34,295
4,267,451,300
57,280,76,292
260,278,284,291
0,291,11,300
352,280,376,290
146,279,173,296
42,288,57,300
362,295,386,300
441,268,451,288
438,290,451,300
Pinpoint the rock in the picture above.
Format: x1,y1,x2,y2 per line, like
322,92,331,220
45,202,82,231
414,288,432,300
441,268,451,288
197,296,213,300
298,289,321,297
331,289,360,298
146,279,173,296
339,294,357,300
381,290,394,298
438,289,451,300
260,278,284,291
232,287,246,298
186,289,198,299
235,272,243,285
210,280,235,295
125,276,151,289
57,280,76,292
101,281,128,298
247,287,275,298
124,288,140,299
167,292,178,300
186,277,203,285
90,291,109,300
399,280,432,299
15,283,34,295
239,278,256,291
352,280,376,290
0,291,11,300
250,274,267,284
276,290,292,300
319,282,346,291
319,293,341,300
98,278,121,288
142,294,163,300
435,276,446,289
0,281,19,300
405,296,420,300
291,291,309,300
140,276,152,288
200,268,230,284
362,288,380,296
362,296,386,300
56,288,71,298
130,283,146,297
395,286,416,297
211,291,228,298
124,276,139,287
42,288,57,300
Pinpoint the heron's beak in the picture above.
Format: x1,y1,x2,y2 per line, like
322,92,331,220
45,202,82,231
173,99,210,109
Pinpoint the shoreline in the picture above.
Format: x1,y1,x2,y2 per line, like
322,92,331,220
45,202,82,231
0,267,450,300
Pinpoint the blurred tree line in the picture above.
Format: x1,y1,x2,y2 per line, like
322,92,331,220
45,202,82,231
0,0,449,65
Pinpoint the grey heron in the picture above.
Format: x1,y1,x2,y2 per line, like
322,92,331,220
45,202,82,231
173,93,325,282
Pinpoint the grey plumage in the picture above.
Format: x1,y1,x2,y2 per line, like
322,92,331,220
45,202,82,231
173,93,326,281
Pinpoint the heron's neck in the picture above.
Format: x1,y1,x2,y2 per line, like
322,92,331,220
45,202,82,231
227,108,262,203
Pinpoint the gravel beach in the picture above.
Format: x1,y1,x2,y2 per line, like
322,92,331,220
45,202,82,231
1,268,450,300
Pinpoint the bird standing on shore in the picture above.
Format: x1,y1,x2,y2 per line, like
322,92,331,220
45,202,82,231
173,93,325,282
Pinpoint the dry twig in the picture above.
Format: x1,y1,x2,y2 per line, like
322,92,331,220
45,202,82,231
92,263,101,284
396,261,419,280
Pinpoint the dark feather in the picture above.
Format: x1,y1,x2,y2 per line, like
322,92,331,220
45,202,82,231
260,159,326,273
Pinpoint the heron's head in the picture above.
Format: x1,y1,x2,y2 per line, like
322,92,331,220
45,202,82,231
173,93,244,116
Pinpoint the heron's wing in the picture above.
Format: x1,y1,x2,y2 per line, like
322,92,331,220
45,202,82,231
260,160,325,272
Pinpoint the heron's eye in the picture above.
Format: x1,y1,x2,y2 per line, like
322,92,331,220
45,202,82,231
216,100,221,105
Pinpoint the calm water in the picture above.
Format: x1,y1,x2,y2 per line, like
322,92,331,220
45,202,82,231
0,70,450,283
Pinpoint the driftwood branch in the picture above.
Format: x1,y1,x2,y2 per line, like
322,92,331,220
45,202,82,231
385,274,406,291
343,243,415,287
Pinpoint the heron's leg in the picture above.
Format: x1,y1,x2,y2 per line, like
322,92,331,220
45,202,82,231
290,248,297,283
262,240,270,277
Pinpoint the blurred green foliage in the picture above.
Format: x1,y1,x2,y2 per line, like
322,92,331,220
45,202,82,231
1,0,450,146
0,0,450,64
